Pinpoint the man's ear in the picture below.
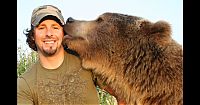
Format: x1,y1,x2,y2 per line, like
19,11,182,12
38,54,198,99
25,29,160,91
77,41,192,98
31,36,35,40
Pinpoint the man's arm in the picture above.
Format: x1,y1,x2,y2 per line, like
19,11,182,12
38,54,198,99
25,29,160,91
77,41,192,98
17,77,34,105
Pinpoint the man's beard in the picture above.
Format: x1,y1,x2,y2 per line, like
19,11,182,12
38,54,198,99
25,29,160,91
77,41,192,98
37,45,57,56
42,46,57,56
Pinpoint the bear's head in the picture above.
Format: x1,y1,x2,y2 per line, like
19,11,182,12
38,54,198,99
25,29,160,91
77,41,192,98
63,12,174,70
63,12,182,104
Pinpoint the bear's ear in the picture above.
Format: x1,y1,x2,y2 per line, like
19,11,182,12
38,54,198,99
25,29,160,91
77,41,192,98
150,20,171,37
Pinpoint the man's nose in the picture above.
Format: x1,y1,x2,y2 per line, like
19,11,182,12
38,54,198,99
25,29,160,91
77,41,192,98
46,29,53,36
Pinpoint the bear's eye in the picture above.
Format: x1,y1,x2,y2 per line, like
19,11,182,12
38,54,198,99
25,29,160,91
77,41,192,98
96,17,103,23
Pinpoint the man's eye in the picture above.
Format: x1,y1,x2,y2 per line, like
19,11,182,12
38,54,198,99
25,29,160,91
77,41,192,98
53,27,59,29
38,27,45,29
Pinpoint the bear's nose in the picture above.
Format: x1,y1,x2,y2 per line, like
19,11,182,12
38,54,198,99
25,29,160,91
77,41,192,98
66,17,74,23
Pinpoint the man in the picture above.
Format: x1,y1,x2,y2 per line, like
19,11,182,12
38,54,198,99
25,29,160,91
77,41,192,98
17,5,100,105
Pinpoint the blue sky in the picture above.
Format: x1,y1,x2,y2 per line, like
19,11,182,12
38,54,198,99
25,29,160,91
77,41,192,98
17,0,183,53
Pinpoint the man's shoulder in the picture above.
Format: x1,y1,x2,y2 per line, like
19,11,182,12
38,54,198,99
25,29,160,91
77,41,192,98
18,61,38,80
64,51,81,62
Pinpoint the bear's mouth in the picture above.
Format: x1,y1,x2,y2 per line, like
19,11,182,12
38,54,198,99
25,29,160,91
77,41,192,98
64,33,86,41
64,34,73,40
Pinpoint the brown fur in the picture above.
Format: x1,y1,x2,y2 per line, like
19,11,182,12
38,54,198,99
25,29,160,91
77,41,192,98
63,12,183,105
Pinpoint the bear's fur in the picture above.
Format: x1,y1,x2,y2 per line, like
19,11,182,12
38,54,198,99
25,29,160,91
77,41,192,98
63,12,183,105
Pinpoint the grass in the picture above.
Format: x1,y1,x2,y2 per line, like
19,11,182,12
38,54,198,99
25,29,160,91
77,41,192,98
17,46,117,105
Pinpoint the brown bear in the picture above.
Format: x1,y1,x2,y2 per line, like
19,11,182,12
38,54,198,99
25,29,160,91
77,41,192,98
63,12,183,105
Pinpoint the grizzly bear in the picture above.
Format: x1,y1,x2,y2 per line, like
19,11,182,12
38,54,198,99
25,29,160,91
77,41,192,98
63,12,183,105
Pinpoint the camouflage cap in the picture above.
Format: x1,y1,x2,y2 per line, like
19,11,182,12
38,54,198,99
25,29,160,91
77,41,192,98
31,5,65,26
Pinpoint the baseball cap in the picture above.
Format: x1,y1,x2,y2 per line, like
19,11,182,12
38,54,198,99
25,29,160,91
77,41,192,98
31,5,65,27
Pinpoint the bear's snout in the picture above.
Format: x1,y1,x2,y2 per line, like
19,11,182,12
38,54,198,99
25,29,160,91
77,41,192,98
66,17,75,23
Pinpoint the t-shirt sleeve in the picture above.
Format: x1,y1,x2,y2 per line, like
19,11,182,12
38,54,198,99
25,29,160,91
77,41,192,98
17,77,34,105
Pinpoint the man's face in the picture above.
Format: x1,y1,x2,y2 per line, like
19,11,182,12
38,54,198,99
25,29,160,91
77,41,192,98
34,19,64,56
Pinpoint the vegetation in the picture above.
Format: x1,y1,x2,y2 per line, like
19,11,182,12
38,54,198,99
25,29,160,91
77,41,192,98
17,47,38,76
17,47,117,105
